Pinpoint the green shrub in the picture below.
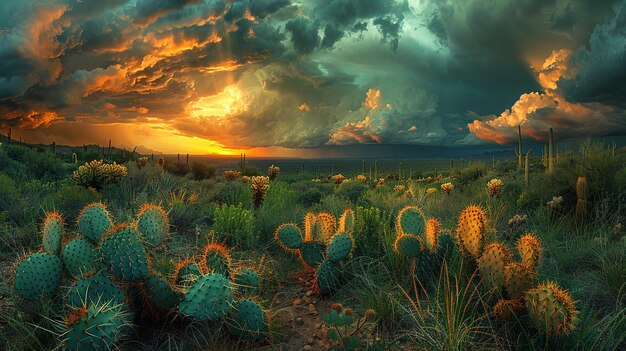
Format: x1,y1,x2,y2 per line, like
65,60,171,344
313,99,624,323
454,162,487,186
257,181,299,242
336,181,368,203
164,161,190,176
213,203,256,247
191,162,216,180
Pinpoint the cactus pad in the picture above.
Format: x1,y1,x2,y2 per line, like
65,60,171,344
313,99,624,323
327,232,353,262
203,243,231,277
525,282,578,336
516,233,542,268
493,299,524,320
274,224,303,250
338,209,355,234
179,273,233,321
61,301,131,351
316,260,344,295
101,225,149,281
233,268,260,295
313,212,337,241
394,234,423,258
226,299,269,341
67,273,126,308
62,237,102,278
136,204,169,247
174,260,203,288
78,203,113,243
424,218,441,253
456,205,487,258
145,274,182,311
42,212,63,254
504,262,536,299
396,206,426,236
14,253,63,299
477,243,511,291
299,241,325,268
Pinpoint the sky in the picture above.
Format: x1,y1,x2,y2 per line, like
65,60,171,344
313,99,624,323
0,0,625,156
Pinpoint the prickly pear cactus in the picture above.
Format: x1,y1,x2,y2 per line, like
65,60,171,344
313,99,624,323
396,206,426,236
101,224,149,281
78,203,113,243
299,241,325,269
456,205,487,258
493,299,524,320
179,273,233,321
304,212,317,240
145,274,182,311
424,218,441,253
60,301,131,351
504,262,536,299
312,212,337,241
525,282,578,336
14,253,63,299
338,209,355,234
174,260,203,288
136,204,169,247
516,233,542,268
316,260,344,295
274,224,303,250
327,232,353,262
226,299,269,341
42,212,63,254
233,268,260,295
394,234,423,258
477,243,511,292
67,273,126,308
62,237,102,278
203,243,231,277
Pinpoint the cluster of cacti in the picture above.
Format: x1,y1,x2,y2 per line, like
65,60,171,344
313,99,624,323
333,174,346,185
440,182,453,195
267,164,280,180
136,156,148,168
250,176,269,208
450,205,577,336
356,175,367,183
72,159,128,189
486,178,503,197
12,203,270,348
274,210,355,295
171,242,268,339
224,170,241,181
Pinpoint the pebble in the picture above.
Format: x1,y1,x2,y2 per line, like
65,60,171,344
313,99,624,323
303,345,312,350
293,298,302,306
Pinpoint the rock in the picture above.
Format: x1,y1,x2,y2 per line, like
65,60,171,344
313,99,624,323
296,317,304,325
303,345,312,350
315,323,322,329
293,298,302,306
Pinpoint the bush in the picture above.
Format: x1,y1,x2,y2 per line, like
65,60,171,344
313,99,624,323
336,180,368,203
213,203,256,248
164,161,190,176
454,162,486,185
191,162,216,180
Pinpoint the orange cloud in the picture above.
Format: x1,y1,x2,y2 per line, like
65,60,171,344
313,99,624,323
363,88,381,110
83,65,128,96
0,110,61,129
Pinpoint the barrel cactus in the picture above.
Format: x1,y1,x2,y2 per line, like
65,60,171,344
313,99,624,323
456,205,487,258
226,299,270,341
100,224,149,281
525,282,578,336
14,252,63,299
62,237,102,278
78,203,113,243
179,273,233,321
136,204,169,247
42,212,64,254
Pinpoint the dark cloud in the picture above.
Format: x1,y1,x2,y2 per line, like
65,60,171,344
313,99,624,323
285,17,320,55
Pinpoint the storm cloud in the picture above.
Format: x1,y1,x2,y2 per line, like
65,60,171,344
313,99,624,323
0,0,624,153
